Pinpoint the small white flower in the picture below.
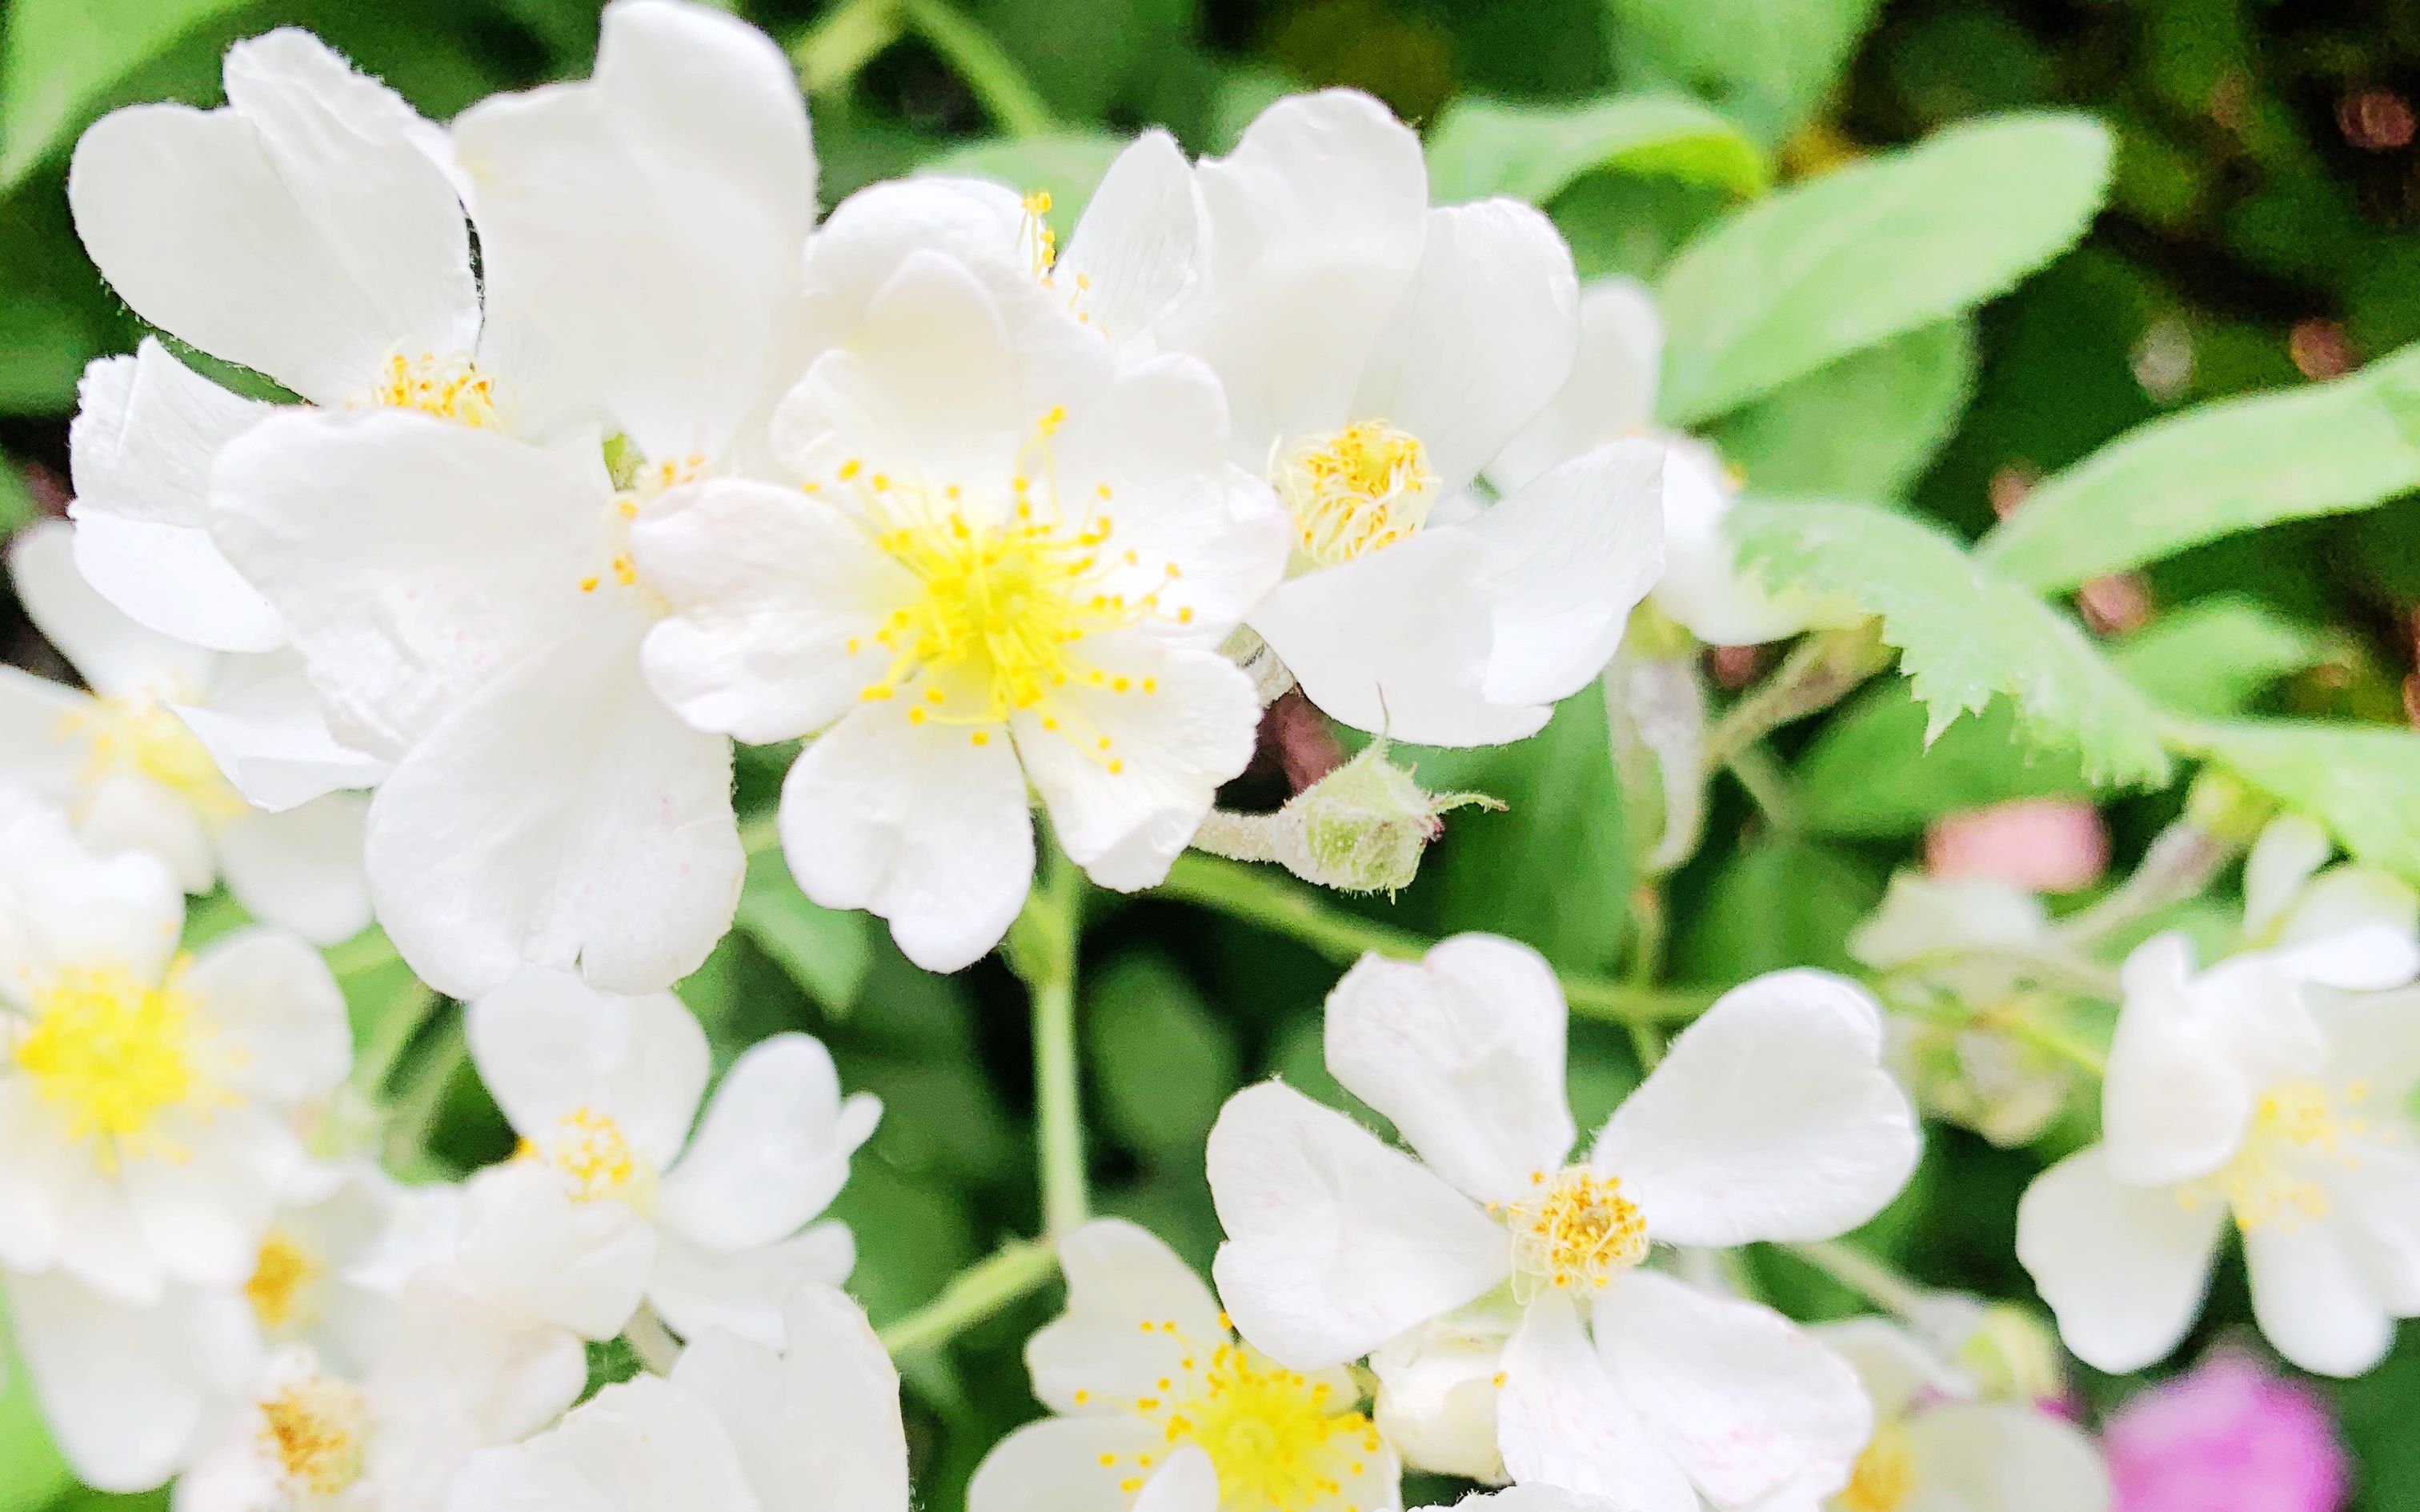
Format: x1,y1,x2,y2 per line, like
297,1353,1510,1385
459,967,877,1345
0,522,373,942
1205,937,1921,1507
1808,1317,2108,1512
444,1284,909,1512
2016,843,2420,1377
0,790,351,1302
1132,1448,1619,1512
968,1218,1399,1512
632,233,1289,971
1492,278,1857,649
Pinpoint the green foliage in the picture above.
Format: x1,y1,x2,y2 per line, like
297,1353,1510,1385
1709,319,1977,500
1734,500,2174,787
735,848,875,1015
1656,114,2113,426
1603,0,1882,148
0,0,253,190
1084,951,1241,1162
927,131,1125,223
1672,833,1885,985
1978,341,2420,594
1421,92,1769,206
2186,718,2420,888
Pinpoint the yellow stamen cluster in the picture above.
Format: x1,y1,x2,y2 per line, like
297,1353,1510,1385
1091,1314,1380,1512
1837,1420,1917,1512
836,412,1181,764
363,350,500,428
259,1375,368,1498
246,1230,321,1331
15,959,218,1168
1495,1166,1649,1300
581,448,709,597
1020,190,1059,278
2179,1078,2371,1230
62,697,245,820
1272,421,1436,571
520,1106,656,1210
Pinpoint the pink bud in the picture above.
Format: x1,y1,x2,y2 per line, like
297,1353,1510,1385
2105,1351,2350,1512
1925,798,2110,894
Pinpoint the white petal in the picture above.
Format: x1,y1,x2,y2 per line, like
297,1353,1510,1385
1252,530,1542,746
455,1163,658,1341
445,1374,760,1512
1206,1082,1508,1370
363,622,742,999
466,967,709,1166
1847,872,2049,971
1017,640,1263,892
66,342,282,653
2013,1146,2222,1374
172,656,387,813
210,410,613,759
1496,1292,1696,1511
1492,278,1663,496
77,771,215,893
1904,1402,2110,1512
1806,1317,1947,1423
1368,1307,1517,1482
2244,814,2333,938
1163,89,1430,462
121,1102,301,1287
0,788,184,997
1322,936,1576,1205
1057,130,1203,346
646,1223,855,1351
2243,1214,2396,1377
1026,1218,1227,1414
776,706,1034,974
2330,1140,2420,1312
633,480,905,744
1129,1447,1220,1512
0,1079,90,1275
454,0,814,455
183,926,351,1105
1469,439,1664,709
2267,878,2420,990
1594,1270,1871,1509
658,1034,877,1251
68,30,477,405
1649,438,1823,648
9,519,214,701
967,1416,1167,1512
1349,198,1578,494
2101,934,2256,1187
370,1268,586,1455
670,1282,910,1512
1592,970,1918,1246
0,667,90,798
6,1274,258,1494
210,794,371,944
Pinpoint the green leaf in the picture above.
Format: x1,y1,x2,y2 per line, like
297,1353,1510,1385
0,457,30,537
1709,320,1977,500
0,1302,72,1512
1655,113,2113,426
1605,0,1882,147
1734,500,2173,787
1085,952,1240,1162
847,1052,1019,1184
1423,93,1769,206
1975,342,2420,594
2186,718,2420,887
926,131,1124,226
1671,834,1885,985
734,850,872,1015
0,0,254,190
2105,596,2338,718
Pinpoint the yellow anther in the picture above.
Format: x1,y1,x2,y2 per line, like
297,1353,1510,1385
17,959,218,1167
259,1376,367,1498
1273,420,1436,572
525,1107,656,1210
2180,1078,2364,1230
1839,1422,1917,1512
359,350,500,429
246,1231,320,1330
1499,1166,1650,1302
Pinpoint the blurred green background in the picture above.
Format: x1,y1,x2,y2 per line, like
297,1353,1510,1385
5,0,2420,1508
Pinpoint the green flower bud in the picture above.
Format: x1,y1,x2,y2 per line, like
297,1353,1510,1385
1273,741,1501,895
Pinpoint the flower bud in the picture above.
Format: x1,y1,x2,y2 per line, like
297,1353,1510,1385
1953,1301,2069,1406
1369,1315,1512,1483
1269,740,1500,895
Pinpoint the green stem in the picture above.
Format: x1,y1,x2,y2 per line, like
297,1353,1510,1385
793,0,906,94
1785,1238,1933,1321
1156,853,1717,1028
879,1237,1061,1355
323,926,400,979
1724,743,1803,833
383,1009,467,1170
896,0,1057,138
1010,842,1089,1238
350,982,439,1098
1701,622,1889,774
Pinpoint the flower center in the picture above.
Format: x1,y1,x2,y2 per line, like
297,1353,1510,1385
1836,1421,1917,1512
829,418,1183,764
363,350,500,428
521,1106,657,1210
14,959,215,1166
2179,1078,2370,1230
1273,421,1436,572
246,1230,323,1331
580,442,709,599
1496,1166,1649,1300
64,696,245,820
1099,1317,1380,1512
259,1375,367,1498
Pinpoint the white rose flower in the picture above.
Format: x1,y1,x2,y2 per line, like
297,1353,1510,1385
1492,278,1855,648
0,790,350,1303
444,1284,908,1512
1205,937,1921,1507
459,967,876,1345
0,522,372,942
1805,1317,2108,1512
1132,1446,1617,1512
631,231,1290,971
968,1218,1399,1512
166,0,819,997
2017,854,2420,1377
